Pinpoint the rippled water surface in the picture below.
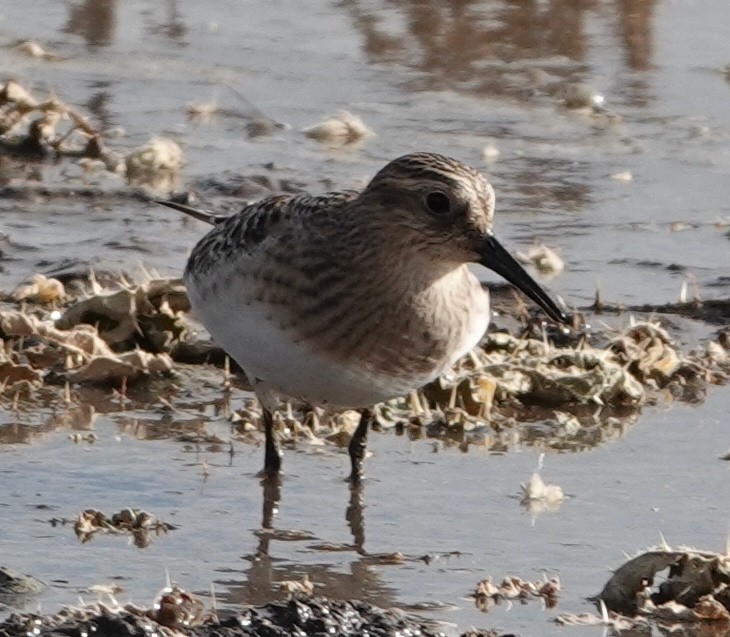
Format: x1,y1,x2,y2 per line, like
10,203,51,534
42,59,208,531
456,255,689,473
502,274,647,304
1,2,730,635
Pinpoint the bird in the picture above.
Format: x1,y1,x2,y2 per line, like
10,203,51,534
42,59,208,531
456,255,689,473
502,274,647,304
157,152,569,483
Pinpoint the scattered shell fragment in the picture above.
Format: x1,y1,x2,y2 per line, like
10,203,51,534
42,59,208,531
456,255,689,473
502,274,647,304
277,574,315,595
87,583,123,595
302,111,374,146
610,170,633,182
482,140,500,161
669,222,693,232
124,137,183,189
520,472,564,505
15,40,63,61
516,244,564,276
16,40,42,57
186,101,219,122
125,137,183,174
562,83,605,110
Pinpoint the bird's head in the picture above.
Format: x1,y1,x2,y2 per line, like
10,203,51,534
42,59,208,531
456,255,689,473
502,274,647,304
361,152,569,325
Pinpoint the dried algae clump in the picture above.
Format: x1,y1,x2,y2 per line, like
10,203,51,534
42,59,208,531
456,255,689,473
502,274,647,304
56,277,190,351
71,508,176,547
15,41,64,61
443,320,711,411
3,269,728,447
0,79,115,164
11,274,65,304
474,574,560,612
609,321,687,385
0,280,183,389
463,331,644,407
0,79,183,187
558,543,730,632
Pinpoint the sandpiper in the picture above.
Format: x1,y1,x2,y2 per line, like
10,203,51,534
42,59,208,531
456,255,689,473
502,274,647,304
158,153,569,482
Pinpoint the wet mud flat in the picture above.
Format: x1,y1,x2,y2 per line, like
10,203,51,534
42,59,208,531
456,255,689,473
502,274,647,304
2,80,730,634
2,219,730,636
3,1,730,635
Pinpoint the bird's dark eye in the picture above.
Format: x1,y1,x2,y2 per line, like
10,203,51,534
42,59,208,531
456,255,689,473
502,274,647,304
425,192,451,215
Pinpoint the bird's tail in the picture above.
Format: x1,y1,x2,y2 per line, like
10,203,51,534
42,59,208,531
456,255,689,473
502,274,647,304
154,199,224,225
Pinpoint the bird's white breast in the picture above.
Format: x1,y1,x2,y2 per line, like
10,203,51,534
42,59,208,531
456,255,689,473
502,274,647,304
185,265,490,408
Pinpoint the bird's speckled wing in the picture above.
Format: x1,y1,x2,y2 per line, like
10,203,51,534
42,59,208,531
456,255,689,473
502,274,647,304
185,190,360,278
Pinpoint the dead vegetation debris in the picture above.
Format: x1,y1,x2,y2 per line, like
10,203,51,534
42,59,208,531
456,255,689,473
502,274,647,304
2,272,729,454
0,79,183,190
473,574,560,612
47,508,177,548
459,321,712,408
0,309,173,392
557,543,730,634
0,275,194,394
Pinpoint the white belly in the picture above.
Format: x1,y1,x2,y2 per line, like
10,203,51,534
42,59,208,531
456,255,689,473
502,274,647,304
186,266,490,408
187,285,435,407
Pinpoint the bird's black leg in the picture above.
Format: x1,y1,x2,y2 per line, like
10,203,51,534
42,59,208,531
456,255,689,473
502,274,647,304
263,407,282,476
348,408,372,484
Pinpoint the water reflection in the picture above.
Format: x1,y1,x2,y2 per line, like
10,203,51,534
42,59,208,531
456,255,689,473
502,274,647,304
404,404,639,453
227,476,396,610
86,88,115,132
147,0,188,41
346,485,366,552
64,0,116,49
617,0,656,72
63,0,188,49
343,0,657,100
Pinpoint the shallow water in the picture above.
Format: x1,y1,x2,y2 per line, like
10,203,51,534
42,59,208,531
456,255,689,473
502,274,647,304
1,1,730,635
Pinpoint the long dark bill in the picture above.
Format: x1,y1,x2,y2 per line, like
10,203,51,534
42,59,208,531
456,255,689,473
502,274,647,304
153,199,222,226
480,232,570,325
